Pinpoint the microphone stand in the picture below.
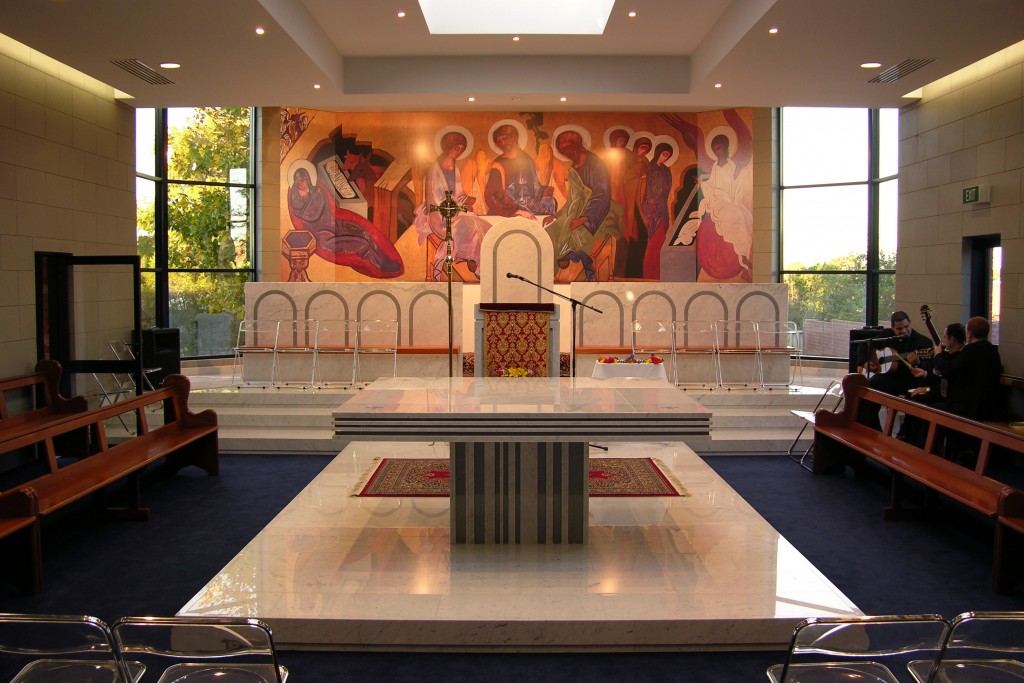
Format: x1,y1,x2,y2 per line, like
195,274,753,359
507,273,601,379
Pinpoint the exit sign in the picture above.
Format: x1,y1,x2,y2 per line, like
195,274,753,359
963,184,991,204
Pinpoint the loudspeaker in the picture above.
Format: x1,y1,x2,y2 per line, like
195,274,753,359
848,327,885,374
135,328,181,388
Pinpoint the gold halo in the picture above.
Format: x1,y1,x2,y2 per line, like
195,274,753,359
487,119,529,155
550,124,593,162
603,125,634,149
651,134,680,167
286,158,317,187
704,125,738,160
433,125,475,160
628,130,656,158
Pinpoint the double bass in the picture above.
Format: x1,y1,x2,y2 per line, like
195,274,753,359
920,304,942,346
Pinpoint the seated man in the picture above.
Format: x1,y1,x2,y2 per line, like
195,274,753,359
908,317,1004,465
899,322,966,445
857,310,934,431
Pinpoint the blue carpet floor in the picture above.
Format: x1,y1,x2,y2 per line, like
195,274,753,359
2,453,1023,682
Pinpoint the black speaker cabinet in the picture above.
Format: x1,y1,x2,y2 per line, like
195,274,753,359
135,328,181,388
848,326,886,374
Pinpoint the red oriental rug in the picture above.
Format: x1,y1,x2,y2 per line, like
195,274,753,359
356,457,686,497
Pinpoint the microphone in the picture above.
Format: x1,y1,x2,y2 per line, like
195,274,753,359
506,272,521,280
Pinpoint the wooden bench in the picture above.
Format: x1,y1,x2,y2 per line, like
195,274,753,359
0,487,40,594
0,373,217,528
0,360,88,444
813,372,1024,592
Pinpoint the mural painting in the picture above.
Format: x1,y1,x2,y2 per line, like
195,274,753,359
278,109,753,284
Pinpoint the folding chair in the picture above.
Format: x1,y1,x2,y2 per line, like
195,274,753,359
909,611,1024,682
231,320,280,387
352,319,398,384
112,615,287,682
768,614,949,683
0,613,143,682
756,320,802,389
273,319,318,388
631,319,674,363
312,319,357,387
787,378,844,471
672,320,718,388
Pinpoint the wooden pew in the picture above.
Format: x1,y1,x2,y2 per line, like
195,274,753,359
0,360,88,444
0,374,218,524
813,372,1024,592
0,487,41,594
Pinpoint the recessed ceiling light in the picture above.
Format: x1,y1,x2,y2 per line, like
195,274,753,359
255,26,265,35
560,96,567,102
159,62,180,69
768,26,779,34
468,97,476,102
714,83,722,88
419,0,614,34
861,62,882,69
512,36,520,42
313,83,321,89
628,11,637,18
397,11,406,18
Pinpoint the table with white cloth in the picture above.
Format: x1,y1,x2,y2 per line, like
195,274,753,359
333,377,709,545
591,361,669,382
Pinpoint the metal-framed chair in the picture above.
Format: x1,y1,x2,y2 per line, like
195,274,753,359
631,319,674,363
787,378,844,471
352,319,398,384
112,615,287,682
231,320,280,387
714,319,761,388
312,319,357,387
671,320,719,388
273,319,318,388
768,614,950,683
0,612,144,682
756,320,802,389
909,611,1024,682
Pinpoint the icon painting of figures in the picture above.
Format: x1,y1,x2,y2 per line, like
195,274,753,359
278,108,753,284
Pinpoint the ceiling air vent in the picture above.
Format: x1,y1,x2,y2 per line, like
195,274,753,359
868,58,934,84
109,59,175,85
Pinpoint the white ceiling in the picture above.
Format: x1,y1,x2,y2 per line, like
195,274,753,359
4,0,1024,112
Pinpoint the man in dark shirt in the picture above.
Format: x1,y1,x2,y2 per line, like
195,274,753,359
931,316,1003,420
858,310,934,430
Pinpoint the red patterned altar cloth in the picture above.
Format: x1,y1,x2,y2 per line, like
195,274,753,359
480,303,554,377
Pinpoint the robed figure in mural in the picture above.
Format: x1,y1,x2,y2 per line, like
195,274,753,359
543,129,623,282
664,111,753,282
485,123,556,218
286,162,404,279
414,129,491,280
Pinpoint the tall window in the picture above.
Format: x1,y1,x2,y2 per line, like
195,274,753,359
136,108,256,358
779,107,898,358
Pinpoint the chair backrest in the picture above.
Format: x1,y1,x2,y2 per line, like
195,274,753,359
277,319,317,349
770,614,949,683
631,320,673,356
917,611,1024,682
0,612,138,682
112,616,286,683
673,320,716,352
356,319,399,353
714,319,759,351
315,319,355,351
236,320,280,350
756,321,798,351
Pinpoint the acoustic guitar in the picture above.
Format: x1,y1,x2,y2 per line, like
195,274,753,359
871,346,934,374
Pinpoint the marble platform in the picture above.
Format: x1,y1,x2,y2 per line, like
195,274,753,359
178,440,861,651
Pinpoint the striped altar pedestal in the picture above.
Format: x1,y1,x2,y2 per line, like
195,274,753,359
333,376,710,545
450,441,587,544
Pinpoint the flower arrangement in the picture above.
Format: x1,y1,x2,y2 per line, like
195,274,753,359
497,367,537,377
598,354,663,365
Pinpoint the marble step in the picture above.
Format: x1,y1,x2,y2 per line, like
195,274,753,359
218,427,342,455
699,427,809,454
207,406,331,429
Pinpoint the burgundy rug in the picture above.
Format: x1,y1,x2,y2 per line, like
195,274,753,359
357,457,685,497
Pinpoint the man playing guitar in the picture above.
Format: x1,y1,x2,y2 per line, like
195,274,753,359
859,310,934,431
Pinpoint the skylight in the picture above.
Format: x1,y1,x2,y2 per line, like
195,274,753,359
418,0,615,35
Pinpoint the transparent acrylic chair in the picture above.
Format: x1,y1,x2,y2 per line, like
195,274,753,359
352,319,399,384
312,319,357,387
231,320,280,387
631,319,674,362
756,320,802,388
672,320,719,388
273,319,318,388
909,611,1024,683
112,616,287,682
714,319,761,388
0,613,143,683
768,614,949,683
